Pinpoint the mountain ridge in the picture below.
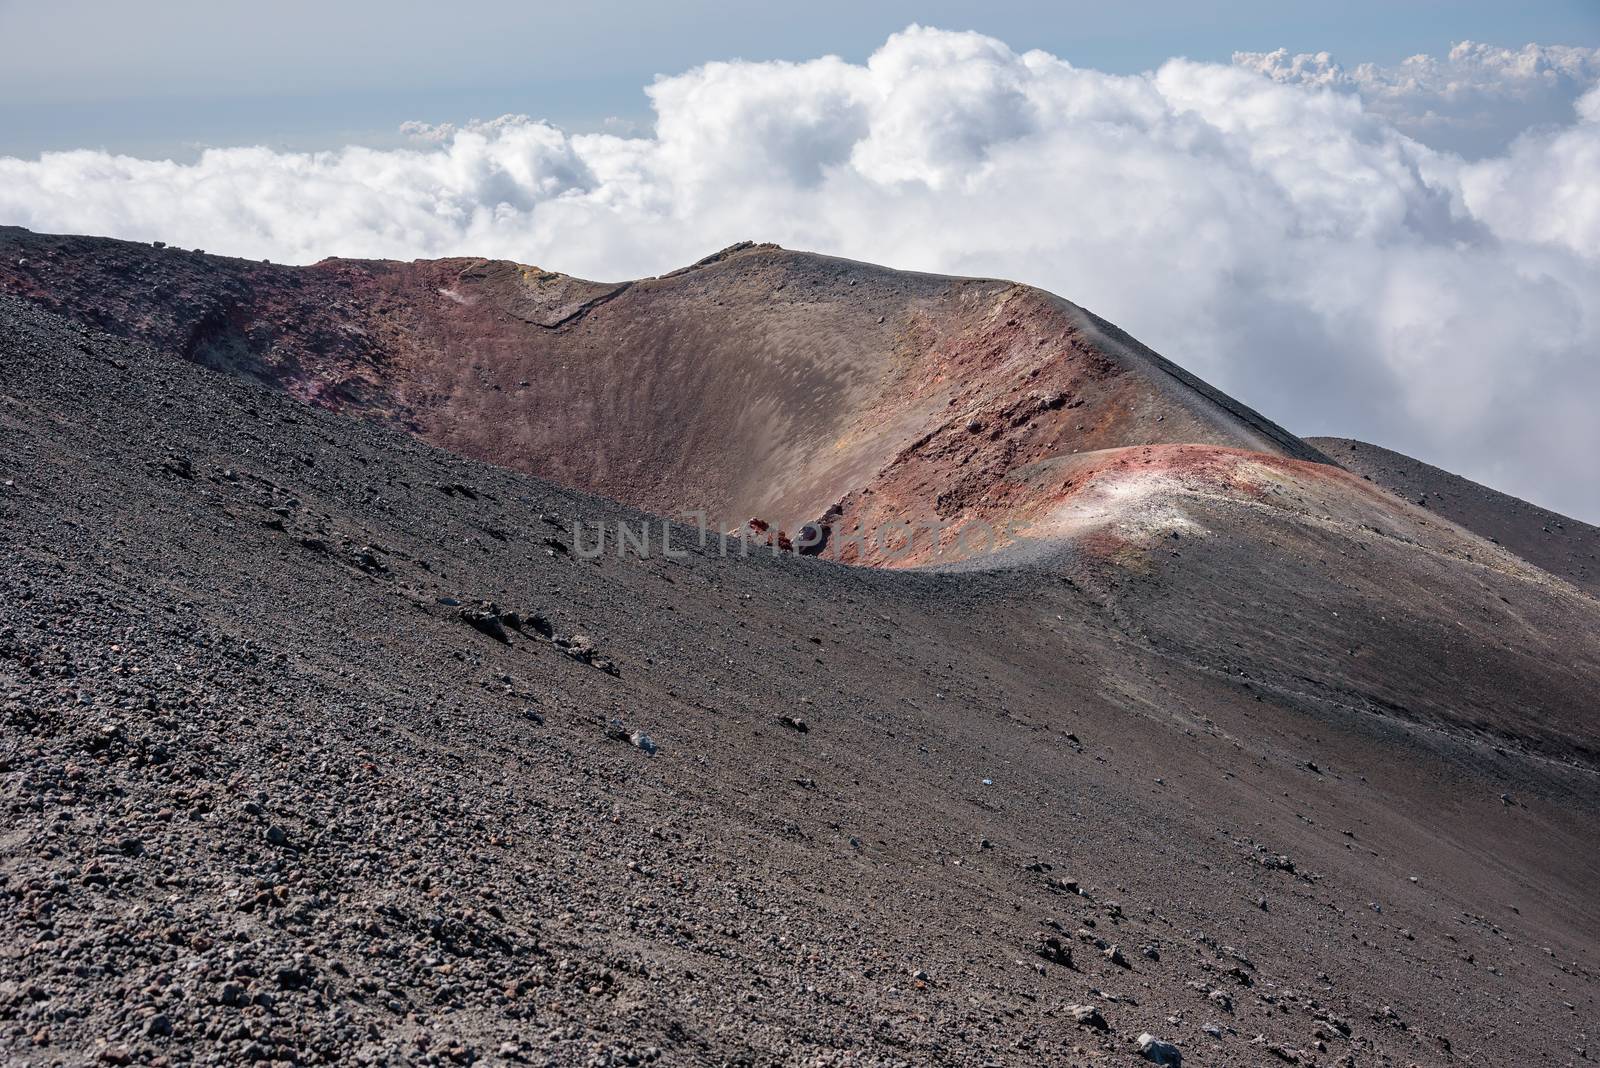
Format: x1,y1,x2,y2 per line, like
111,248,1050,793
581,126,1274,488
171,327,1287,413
0,226,1331,567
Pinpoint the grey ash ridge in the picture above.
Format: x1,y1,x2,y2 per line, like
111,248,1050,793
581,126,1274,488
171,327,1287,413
1309,436,1600,599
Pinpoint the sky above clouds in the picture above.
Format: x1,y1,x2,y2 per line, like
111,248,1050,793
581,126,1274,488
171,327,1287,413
2,1,1594,156
1,13,1598,521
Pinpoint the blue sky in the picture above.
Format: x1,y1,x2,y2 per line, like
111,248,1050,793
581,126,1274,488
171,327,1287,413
1,0,1596,158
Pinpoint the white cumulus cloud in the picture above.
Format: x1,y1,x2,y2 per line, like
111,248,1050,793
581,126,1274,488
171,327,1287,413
2,25,1598,521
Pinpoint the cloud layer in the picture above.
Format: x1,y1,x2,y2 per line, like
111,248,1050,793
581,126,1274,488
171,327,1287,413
1235,41,1600,157
3,27,1598,520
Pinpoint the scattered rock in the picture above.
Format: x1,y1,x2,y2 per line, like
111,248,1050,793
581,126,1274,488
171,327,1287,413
459,604,511,643
1251,1035,1302,1062
1136,1032,1182,1066
1068,1004,1108,1031
274,965,308,989
1035,934,1072,968
558,634,619,675
607,719,657,756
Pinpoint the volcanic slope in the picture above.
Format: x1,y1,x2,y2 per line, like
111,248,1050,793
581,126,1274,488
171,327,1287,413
1309,437,1600,599
3,294,1600,1067
8,229,1596,756
0,226,1330,564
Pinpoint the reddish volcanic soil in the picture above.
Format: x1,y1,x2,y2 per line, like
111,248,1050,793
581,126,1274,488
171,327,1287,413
2,227,1598,1068
0,227,1326,562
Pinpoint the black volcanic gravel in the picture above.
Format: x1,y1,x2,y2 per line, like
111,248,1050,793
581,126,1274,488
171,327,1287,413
2,296,1598,1066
